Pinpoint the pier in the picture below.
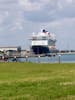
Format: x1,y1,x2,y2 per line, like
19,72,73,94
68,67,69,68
0,48,75,62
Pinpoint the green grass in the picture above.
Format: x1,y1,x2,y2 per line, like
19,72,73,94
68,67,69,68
0,63,75,100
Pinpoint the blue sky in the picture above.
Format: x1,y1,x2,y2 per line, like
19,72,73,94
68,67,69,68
0,0,75,50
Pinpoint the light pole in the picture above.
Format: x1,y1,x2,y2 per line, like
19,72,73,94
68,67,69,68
58,54,61,63
26,56,28,62
38,55,40,63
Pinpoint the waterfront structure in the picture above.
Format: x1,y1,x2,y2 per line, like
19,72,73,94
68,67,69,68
30,29,56,54
0,47,19,52
0,46,21,57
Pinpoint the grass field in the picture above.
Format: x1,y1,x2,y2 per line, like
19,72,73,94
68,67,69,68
0,63,75,100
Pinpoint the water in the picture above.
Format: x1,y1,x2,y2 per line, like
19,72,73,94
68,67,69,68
17,54,75,63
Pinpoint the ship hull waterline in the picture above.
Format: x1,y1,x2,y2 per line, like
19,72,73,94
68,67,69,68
31,46,50,54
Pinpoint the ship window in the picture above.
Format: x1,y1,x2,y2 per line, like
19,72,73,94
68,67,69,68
32,37,47,40
42,37,47,40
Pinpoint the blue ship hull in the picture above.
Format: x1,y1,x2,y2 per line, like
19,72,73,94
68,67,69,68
31,46,50,54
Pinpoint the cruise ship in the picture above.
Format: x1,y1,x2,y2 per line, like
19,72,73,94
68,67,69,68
30,29,56,54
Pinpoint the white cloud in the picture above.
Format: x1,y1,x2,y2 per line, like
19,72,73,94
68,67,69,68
66,0,73,3
19,0,51,11
57,2,63,9
19,0,41,11
0,11,10,28
57,0,73,10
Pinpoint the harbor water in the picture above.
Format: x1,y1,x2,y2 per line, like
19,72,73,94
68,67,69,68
17,54,75,63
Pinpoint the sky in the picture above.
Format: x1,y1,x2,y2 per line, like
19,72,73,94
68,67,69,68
0,0,75,50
